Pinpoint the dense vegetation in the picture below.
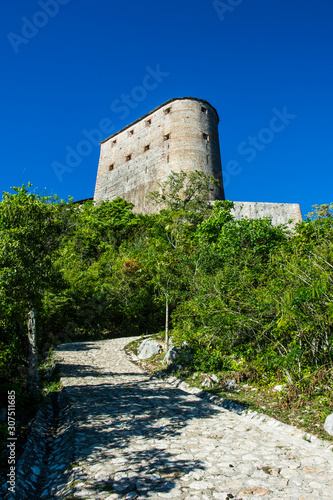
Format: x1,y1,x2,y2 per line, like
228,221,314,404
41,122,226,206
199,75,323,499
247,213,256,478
0,176,333,411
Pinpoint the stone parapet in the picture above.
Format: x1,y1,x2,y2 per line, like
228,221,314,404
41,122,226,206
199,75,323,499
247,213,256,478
232,201,303,227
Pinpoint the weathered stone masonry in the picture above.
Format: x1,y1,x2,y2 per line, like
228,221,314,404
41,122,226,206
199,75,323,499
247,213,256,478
94,96,303,225
232,201,303,227
94,97,224,214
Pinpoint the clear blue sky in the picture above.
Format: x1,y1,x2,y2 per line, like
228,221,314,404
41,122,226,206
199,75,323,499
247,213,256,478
1,0,332,216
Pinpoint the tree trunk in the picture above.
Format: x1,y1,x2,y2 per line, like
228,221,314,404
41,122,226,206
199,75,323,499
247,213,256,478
165,296,169,351
26,309,40,398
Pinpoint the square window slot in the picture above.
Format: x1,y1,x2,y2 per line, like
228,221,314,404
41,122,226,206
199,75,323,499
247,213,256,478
111,139,117,147
146,119,152,127
201,107,207,113
144,144,150,152
164,133,170,141
126,154,132,161
164,107,171,115
109,164,114,171
128,129,134,137
203,133,210,141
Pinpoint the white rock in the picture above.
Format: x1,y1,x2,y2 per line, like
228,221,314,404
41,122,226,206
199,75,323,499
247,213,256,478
137,339,162,359
273,385,283,392
163,345,179,364
202,377,213,388
189,480,213,490
189,387,202,394
324,413,333,436
224,379,238,391
74,490,94,497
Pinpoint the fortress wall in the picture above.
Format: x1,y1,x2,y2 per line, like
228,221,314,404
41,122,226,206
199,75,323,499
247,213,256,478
93,97,302,226
94,97,224,213
232,201,303,227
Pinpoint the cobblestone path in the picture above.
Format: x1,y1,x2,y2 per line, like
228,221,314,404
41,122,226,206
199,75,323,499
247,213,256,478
48,337,333,500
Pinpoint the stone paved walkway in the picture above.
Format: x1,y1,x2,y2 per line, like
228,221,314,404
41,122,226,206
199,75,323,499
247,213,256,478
48,337,333,499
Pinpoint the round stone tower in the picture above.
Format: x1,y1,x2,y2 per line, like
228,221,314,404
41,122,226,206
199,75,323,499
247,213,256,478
94,97,224,213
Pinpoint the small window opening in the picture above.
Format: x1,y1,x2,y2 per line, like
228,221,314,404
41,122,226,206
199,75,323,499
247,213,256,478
203,133,210,141
109,164,114,171
146,119,151,127
167,154,169,163
144,144,150,152
201,106,207,113
164,133,170,141
111,139,117,147
128,129,134,137
126,154,132,162
164,107,171,115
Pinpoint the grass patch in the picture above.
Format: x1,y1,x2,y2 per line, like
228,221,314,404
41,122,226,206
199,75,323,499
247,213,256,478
41,365,62,395
98,482,114,492
209,381,333,442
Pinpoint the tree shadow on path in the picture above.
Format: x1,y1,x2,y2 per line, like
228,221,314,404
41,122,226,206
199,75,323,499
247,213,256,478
51,341,223,498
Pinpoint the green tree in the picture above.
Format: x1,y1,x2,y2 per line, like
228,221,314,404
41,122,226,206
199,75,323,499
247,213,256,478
144,170,220,347
0,185,72,397
307,202,333,219
50,197,158,340
171,207,289,371
147,170,219,216
196,201,287,260
143,239,187,348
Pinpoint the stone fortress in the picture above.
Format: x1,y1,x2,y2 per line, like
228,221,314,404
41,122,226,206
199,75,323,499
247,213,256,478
94,97,302,225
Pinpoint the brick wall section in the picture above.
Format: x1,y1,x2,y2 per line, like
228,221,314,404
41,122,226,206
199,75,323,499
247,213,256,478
94,97,225,213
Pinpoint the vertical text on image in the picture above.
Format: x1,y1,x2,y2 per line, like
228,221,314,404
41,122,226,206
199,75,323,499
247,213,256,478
7,390,16,494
